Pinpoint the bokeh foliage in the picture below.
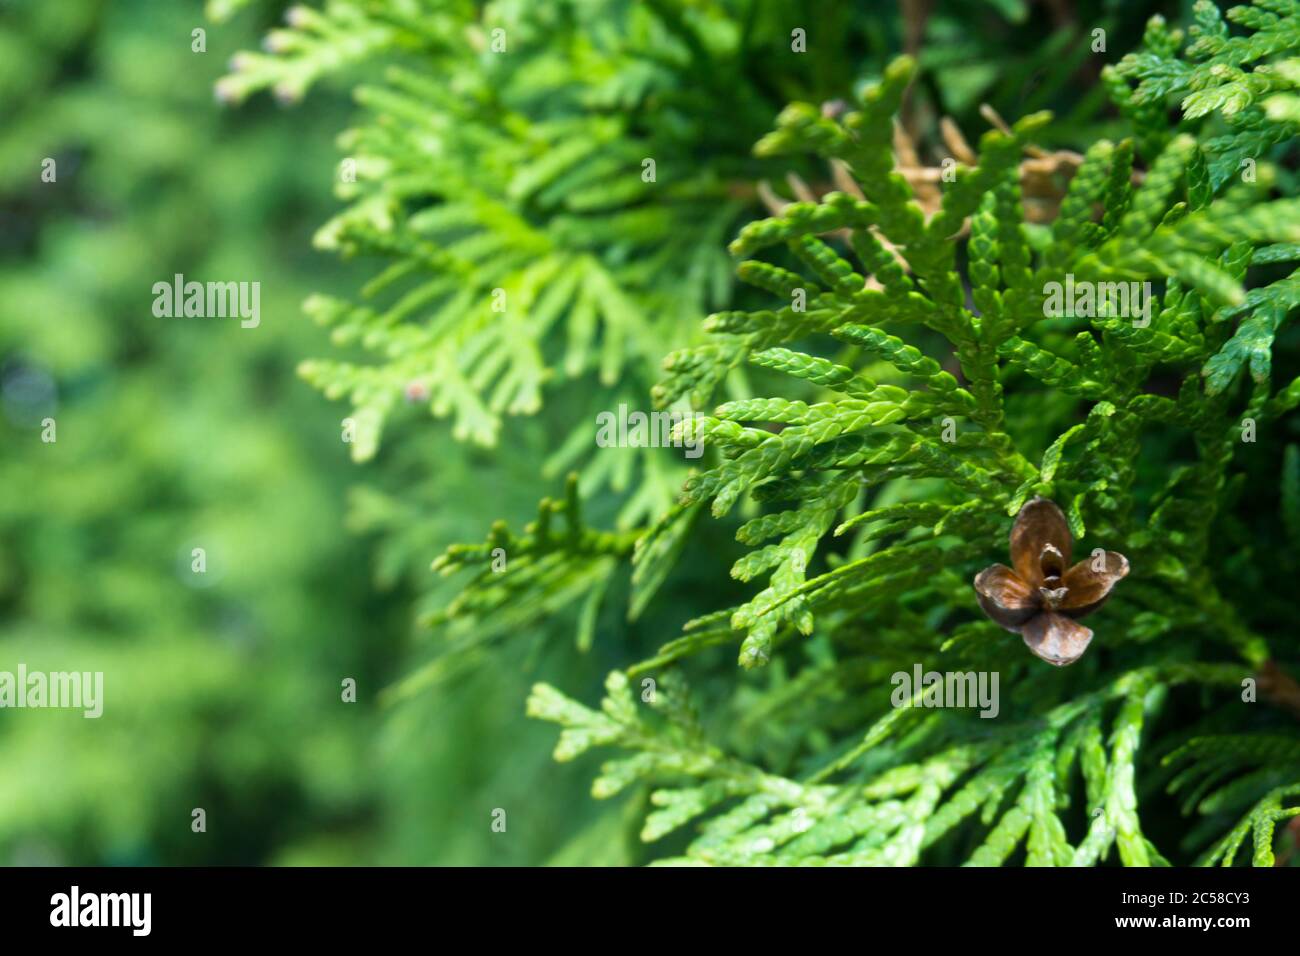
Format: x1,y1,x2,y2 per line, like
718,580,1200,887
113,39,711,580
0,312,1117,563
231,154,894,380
4,0,1299,867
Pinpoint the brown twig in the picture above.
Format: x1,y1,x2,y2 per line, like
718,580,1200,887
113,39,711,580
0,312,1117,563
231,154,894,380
1257,659,1300,721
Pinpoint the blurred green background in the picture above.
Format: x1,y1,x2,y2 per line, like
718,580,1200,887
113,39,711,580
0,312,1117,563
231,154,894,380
0,0,395,864
0,0,1200,865
0,0,653,865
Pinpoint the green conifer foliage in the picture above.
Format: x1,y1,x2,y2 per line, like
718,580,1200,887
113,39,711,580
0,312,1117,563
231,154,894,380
220,0,1137,525
517,29,1300,865
1111,1,1300,183
219,0,892,526
226,1,1300,865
